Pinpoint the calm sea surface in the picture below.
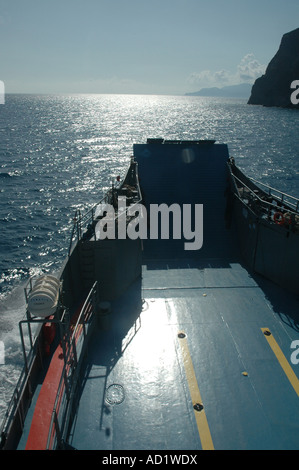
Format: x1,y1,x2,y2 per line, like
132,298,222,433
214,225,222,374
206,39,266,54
0,93,298,419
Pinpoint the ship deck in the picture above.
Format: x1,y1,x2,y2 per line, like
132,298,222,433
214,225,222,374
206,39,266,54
68,256,299,450
67,141,299,450
6,140,299,451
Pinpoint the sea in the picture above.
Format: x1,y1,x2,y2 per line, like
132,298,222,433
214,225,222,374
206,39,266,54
0,93,298,423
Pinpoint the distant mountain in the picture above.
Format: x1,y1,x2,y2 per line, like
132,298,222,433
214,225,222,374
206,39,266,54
186,83,252,98
248,28,299,108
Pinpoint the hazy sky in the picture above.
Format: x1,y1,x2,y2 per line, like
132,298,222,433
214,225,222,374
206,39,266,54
1,0,299,95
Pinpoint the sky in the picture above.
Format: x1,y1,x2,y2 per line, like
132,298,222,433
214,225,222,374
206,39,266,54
0,0,299,95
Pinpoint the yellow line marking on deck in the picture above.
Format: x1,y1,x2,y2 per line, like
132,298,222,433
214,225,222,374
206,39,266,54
261,328,299,397
178,332,214,450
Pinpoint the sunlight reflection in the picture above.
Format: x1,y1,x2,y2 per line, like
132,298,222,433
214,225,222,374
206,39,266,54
181,148,195,164
125,298,176,372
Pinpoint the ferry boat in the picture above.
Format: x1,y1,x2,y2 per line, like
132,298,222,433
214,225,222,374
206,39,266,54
0,139,298,450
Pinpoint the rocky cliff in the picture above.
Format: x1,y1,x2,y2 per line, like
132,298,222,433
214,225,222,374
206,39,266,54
248,28,299,108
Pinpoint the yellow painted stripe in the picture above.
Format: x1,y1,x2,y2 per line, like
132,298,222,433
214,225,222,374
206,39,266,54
261,328,299,397
178,332,214,450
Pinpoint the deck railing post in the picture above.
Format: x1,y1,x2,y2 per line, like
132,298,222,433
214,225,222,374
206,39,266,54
53,411,62,450
72,337,78,367
63,369,70,402
19,322,29,375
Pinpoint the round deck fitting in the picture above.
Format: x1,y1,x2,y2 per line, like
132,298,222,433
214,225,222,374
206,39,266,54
193,403,204,412
105,384,125,405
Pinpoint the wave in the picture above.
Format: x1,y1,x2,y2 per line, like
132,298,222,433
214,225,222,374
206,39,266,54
0,171,21,178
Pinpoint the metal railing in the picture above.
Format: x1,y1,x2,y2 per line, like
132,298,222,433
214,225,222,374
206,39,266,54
249,177,299,213
231,171,299,223
0,275,67,450
46,281,99,450
68,161,142,255
68,192,112,255
0,332,41,449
